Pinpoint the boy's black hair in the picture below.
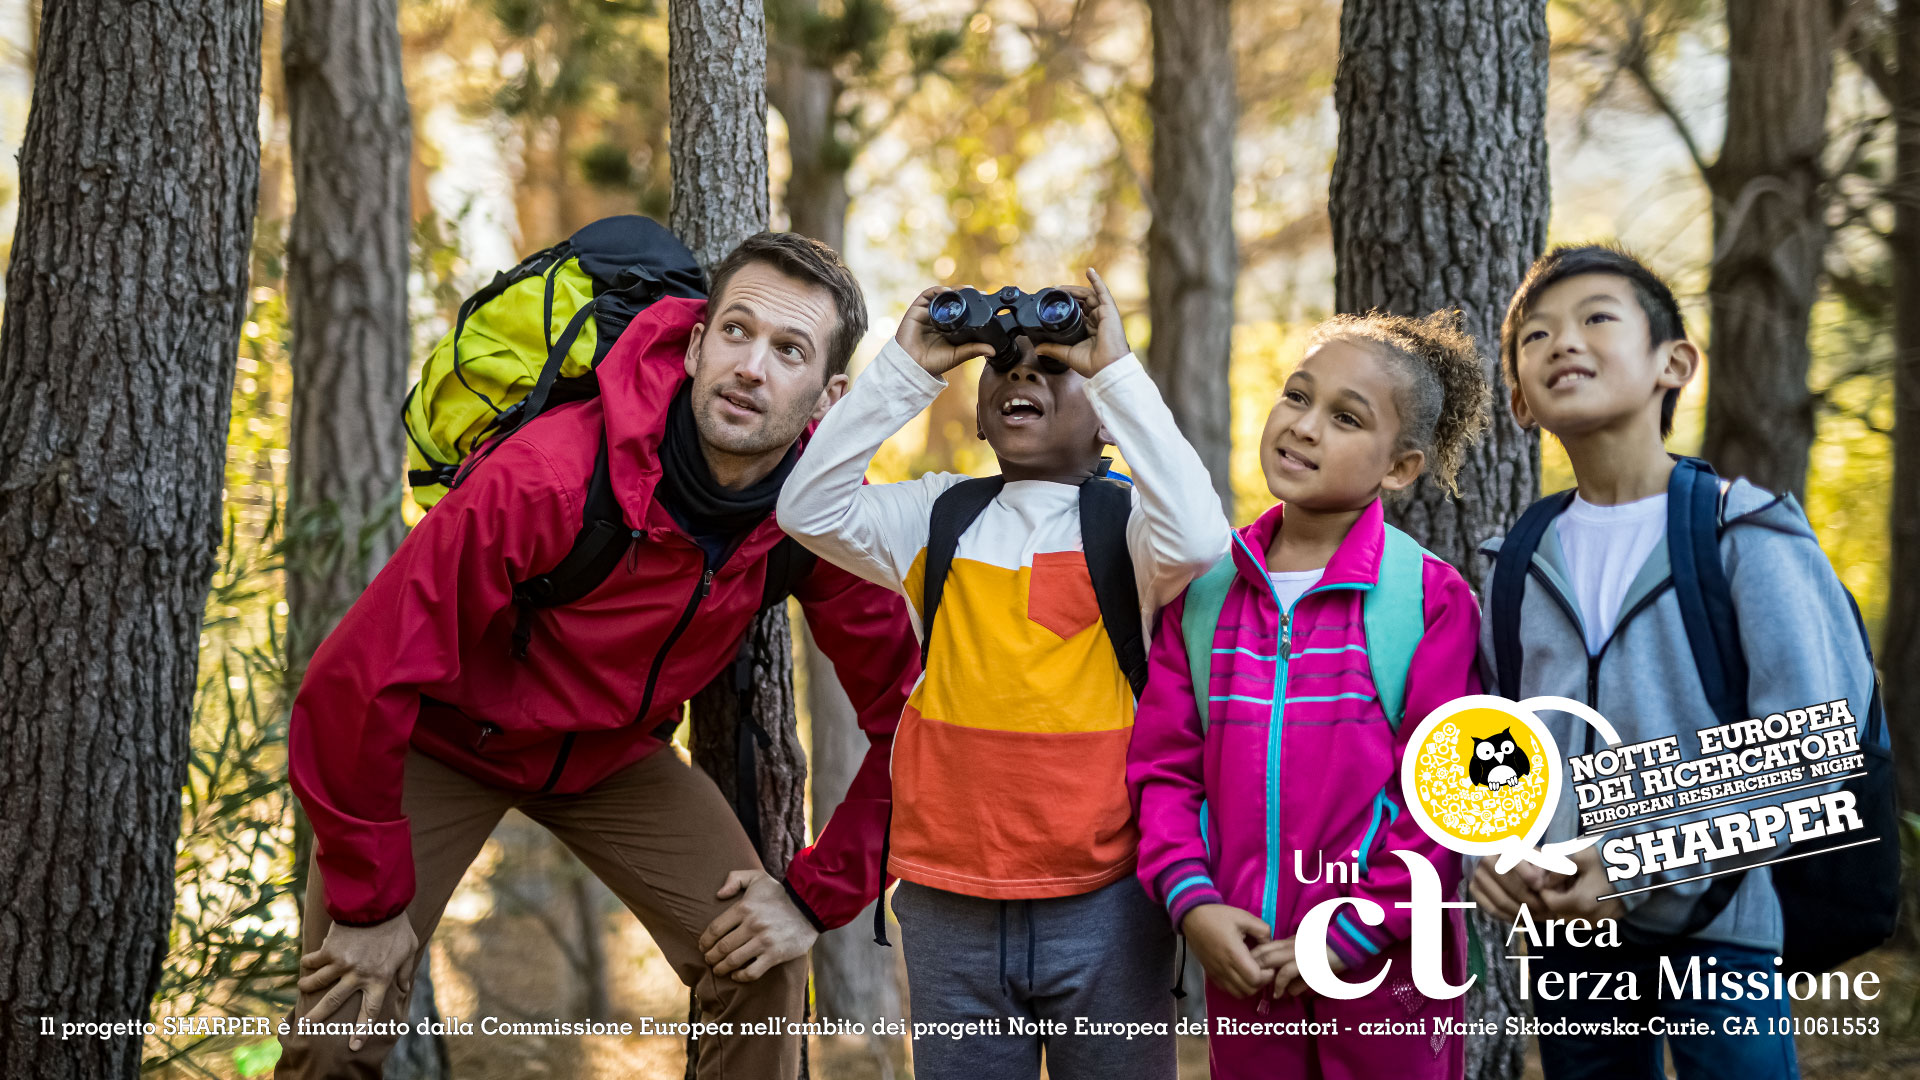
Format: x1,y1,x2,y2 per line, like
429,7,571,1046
1499,244,1687,437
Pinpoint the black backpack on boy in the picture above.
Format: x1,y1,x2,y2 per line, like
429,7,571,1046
1489,456,1898,975
863,465,1145,948
920,466,1147,695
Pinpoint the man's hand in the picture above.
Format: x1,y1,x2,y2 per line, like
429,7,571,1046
298,916,419,1051
1252,936,1348,999
1539,846,1627,922
1468,857,1550,924
1031,268,1130,377
699,870,819,983
896,286,1000,377
1180,903,1273,999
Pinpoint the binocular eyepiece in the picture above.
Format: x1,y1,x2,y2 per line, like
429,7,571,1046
927,285,1087,369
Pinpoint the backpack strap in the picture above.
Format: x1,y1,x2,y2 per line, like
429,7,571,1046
1180,553,1239,737
1365,524,1430,732
1490,489,1577,700
452,295,602,490
509,434,635,659
758,534,817,614
507,430,813,665
1079,475,1147,698
921,476,1007,667
1668,457,1747,728
922,470,1148,697
1654,458,1753,938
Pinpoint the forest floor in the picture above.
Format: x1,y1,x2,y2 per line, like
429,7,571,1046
425,866,1920,1080
145,818,1920,1078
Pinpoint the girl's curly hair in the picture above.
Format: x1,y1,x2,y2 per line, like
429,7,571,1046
1307,310,1491,496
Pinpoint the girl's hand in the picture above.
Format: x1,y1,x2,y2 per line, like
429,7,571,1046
1180,904,1274,999
1253,936,1347,998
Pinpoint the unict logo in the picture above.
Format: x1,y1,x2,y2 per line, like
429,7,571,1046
1399,694,1619,874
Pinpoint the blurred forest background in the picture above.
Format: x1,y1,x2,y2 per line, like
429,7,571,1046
0,0,1913,1078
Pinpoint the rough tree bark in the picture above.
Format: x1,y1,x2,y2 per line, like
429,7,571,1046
1697,0,1836,500
1330,3,1549,1078
1887,0,1920,823
0,2,261,1077
281,0,449,1076
800,627,905,1041
667,2,808,1076
669,0,771,272
769,9,908,1045
1145,0,1237,509
1330,0,1546,589
283,0,411,667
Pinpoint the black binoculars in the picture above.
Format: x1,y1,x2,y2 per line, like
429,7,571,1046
927,286,1088,368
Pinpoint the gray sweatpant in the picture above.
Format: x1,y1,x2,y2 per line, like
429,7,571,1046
892,874,1177,1080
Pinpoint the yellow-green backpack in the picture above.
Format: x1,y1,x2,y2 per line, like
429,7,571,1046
403,215,706,508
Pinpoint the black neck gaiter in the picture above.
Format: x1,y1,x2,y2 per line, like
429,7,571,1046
655,383,798,539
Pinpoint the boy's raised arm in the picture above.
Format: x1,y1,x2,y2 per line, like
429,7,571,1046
778,288,1000,596
1032,269,1230,608
776,339,956,595
1087,357,1232,607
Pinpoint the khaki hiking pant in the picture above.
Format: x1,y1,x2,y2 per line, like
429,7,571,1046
276,748,804,1080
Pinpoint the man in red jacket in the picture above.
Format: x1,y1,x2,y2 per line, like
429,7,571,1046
278,233,917,1079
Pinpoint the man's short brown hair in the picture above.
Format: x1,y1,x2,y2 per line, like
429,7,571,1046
708,232,868,379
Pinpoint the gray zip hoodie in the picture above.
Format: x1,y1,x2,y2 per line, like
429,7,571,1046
1471,477,1876,952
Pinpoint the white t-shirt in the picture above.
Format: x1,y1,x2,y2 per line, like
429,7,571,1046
1554,492,1668,655
1268,568,1324,614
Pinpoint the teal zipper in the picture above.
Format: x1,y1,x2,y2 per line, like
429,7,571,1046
1230,531,1368,930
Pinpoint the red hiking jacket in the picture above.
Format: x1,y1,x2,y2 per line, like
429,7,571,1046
289,295,918,930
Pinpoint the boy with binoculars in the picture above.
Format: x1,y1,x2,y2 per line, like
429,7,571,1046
777,269,1226,1080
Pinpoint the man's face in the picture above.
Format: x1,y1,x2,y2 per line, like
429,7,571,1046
1509,272,1692,438
975,338,1105,475
684,261,847,465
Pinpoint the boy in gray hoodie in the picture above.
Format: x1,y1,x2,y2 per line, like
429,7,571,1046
1467,245,1877,1080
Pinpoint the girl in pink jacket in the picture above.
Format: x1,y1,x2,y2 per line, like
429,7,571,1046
1128,311,1490,1080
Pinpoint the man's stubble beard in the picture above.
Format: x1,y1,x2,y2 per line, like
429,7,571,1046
689,347,819,465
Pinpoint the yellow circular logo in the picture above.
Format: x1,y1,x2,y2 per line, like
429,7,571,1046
1399,694,1617,873
1408,705,1551,846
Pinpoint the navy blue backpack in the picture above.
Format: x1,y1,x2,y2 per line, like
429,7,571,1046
1489,457,1898,974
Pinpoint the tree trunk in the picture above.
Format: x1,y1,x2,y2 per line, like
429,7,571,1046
1144,0,1231,1008
769,13,906,1044
282,0,411,723
769,34,847,252
669,0,770,271
1888,0,1920,823
801,627,905,1029
1330,0,1547,591
1330,3,1549,1078
282,1,447,1076
1145,0,1237,509
0,2,261,1076
1697,0,1835,500
684,611,809,1080
668,2,802,1075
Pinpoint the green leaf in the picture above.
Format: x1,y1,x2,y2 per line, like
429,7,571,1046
232,1039,282,1076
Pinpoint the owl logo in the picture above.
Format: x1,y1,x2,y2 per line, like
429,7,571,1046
1468,728,1530,789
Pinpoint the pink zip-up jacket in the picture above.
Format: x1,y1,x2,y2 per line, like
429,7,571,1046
1127,499,1479,970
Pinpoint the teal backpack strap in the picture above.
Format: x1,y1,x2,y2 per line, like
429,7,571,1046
1364,524,1430,732
1180,553,1239,736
